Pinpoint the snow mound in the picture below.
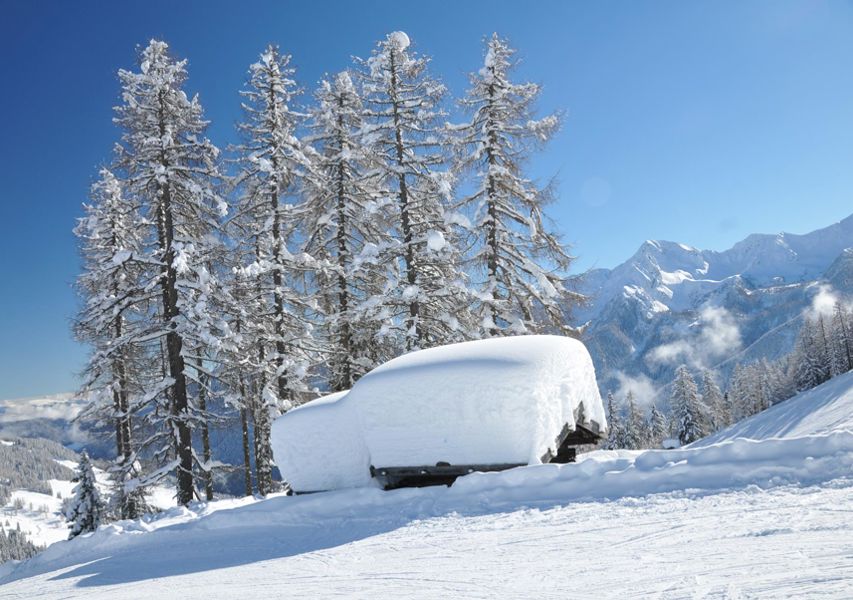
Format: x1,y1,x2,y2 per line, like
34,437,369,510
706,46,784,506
388,31,410,50
272,335,604,492
694,370,853,447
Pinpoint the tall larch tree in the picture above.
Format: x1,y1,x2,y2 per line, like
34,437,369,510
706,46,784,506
453,33,583,337
301,72,393,390
73,169,150,519
114,39,228,505
233,45,315,495
356,31,473,351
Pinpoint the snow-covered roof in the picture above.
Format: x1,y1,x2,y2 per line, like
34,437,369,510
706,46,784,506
272,335,605,492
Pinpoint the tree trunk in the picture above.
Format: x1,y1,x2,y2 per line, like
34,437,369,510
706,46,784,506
485,83,500,336
334,111,353,390
196,357,214,501
240,400,253,496
388,51,421,347
156,93,193,506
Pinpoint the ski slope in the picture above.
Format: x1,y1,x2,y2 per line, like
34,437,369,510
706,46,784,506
2,375,852,598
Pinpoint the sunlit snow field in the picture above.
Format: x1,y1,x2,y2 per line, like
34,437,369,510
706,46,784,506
2,373,853,598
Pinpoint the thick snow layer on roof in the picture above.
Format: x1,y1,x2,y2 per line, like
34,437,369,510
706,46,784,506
272,335,604,492
270,391,372,492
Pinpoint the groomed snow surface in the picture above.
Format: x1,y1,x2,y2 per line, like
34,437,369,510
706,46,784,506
272,335,605,492
2,371,853,598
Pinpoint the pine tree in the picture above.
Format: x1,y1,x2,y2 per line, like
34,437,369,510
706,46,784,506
232,44,320,495
700,370,728,431
646,402,669,448
114,39,229,505
830,301,853,376
671,365,707,446
234,44,315,405
73,168,149,519
453,34,582,336
792,317,831,391
301,72,393,390
356,31,473,351
603,392,623,450
728,363,752,421
622,391,644,449
66,452,104,539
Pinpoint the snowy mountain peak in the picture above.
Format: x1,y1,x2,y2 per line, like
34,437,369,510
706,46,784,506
578,212,853,324
577,213,853,397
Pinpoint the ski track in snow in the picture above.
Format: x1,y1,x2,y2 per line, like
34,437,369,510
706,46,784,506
0,480,851,599
2,372,853,598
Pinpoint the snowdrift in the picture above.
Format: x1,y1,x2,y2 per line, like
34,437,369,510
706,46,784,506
272,335,605,492
694,369,853,447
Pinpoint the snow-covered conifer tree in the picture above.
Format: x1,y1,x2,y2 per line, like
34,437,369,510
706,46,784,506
301,72,394,390
791,317,831,392
603,392,623,450
356,31,473,351
646,402,669,448
700,370,728,431
671,365,707,446
622,391,644,449
232,45,315,494
66,452,103,539
114,40,229,505
73,169,150,519
830,301,853,376
453,33,583,336
727,363,753,421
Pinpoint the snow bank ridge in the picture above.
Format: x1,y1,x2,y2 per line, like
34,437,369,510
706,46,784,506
452,429,853,502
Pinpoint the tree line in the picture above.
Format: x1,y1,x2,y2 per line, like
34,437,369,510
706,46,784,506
606,299,853,449
73,32,582,513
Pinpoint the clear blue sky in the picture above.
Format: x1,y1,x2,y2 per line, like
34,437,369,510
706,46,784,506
1,0,852,399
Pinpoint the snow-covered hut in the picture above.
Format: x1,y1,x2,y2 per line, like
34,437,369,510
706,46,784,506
271,335,606,493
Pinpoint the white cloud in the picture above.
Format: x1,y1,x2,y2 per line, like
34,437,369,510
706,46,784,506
808,284,847,319
612,371,659,409
647,305,741,370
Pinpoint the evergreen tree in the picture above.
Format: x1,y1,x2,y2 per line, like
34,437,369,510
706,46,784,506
453,33,582,336
73,168,150,519
830,301,853,376
114,39,229,505
0,526,43,564
728,363,753,421
646,401,669,448
700,370,728,432
356,31,473,351
671,365,707,446
301,71,393,390
66,452,104,539
232,44,320,495
602,392,623,450
622,391,644,449
234,44,315,405
792,317,831,391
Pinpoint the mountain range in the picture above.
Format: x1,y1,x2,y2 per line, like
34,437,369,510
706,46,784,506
576,213,853,401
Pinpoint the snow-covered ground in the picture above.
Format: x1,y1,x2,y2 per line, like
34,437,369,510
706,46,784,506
2,373,852,598
1,460,175,550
